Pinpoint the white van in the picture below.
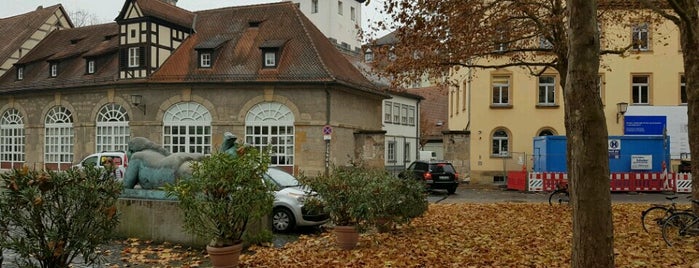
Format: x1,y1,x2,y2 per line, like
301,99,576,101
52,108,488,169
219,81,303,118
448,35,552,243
74,151,128,181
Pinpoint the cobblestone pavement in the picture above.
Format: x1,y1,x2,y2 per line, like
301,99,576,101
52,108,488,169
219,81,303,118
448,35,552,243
1,185,692,267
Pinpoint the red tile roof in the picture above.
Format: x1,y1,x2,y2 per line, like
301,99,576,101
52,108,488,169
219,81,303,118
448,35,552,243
0,23,120,90
0,2,380,96
152,2,377,91
0,5,70,66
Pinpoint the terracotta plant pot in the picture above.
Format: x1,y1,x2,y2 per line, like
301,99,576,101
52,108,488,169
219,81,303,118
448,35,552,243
334,225,359,250
206,243,243,268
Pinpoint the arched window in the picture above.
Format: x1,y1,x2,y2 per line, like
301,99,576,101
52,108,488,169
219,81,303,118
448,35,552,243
0,109,25,168
538,129,556,136
163,102,212,154
96,103,130,152
492,129,509,157
245,102,295,166
45,106,74,168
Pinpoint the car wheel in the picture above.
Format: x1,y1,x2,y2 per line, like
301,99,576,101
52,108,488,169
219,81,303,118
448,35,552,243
447,185,457,195
272,207,295,232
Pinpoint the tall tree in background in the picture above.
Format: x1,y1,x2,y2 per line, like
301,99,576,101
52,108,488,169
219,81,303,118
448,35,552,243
69,9,103,27
639,0,699,208
371,0,614,266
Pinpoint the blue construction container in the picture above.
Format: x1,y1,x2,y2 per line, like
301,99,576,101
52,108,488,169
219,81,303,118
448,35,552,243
532,135,670,173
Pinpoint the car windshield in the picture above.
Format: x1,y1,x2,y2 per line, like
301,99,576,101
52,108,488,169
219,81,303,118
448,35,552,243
267,168,300,187
431,163,455,173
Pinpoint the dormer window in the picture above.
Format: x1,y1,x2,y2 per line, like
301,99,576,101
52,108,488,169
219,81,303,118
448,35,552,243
87,59,95,74
364,49,373,62
16,66,24,80
259,39,287,69
264,51,277,67
199,51,212,68
49,63,58,77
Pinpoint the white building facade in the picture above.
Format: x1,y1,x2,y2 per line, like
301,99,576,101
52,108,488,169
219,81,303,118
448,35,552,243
292,0,365,53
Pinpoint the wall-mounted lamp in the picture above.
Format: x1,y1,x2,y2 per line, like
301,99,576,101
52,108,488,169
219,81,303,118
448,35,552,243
616,102,628,124
130,94,145,115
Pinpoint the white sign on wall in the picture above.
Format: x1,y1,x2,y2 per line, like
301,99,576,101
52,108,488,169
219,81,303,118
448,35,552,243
631,155,653,170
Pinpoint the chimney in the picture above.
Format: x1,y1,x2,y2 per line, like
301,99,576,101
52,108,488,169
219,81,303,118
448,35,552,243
162,0,177,5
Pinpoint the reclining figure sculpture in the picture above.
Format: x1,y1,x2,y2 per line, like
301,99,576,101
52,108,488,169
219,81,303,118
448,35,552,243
123,132,240,189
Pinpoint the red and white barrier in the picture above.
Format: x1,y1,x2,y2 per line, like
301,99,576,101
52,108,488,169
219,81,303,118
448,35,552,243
525,172,691,193
675,173,692,193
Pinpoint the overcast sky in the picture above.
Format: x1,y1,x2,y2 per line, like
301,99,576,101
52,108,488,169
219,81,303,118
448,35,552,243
2,0,392,38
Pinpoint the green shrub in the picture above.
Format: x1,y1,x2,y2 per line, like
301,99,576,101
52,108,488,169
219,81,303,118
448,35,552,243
299,162,428,233
0,165,122,268
164,148,275,247
367,172,428,232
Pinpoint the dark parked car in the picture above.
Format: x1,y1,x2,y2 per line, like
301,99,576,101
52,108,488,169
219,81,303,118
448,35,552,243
401,160,460,194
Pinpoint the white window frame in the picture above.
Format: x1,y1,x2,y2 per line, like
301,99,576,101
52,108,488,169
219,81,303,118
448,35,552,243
384,101,392,123
163,102,212,154
538,76,556,105
364,50,373,62
200,52,211,68
245,102,295,166
311,0,318,13
17,67,23,80
392,103,400,122
128,47,140,67
404,142,411,163
1,109,25,167
632,23,649,51
50,63,57,77
387,141,396,163
264,51,276,67
492,76,510,105
408,106,415,126
492,130,509,157
87,60,95,74
632,75,650,104
351,6,356,21
401,105,408,125
44,106,73,166
96,103,130,153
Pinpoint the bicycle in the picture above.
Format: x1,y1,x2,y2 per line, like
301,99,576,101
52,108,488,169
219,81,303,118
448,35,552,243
548,182,569,206
640,196,686,234
661,199,699,247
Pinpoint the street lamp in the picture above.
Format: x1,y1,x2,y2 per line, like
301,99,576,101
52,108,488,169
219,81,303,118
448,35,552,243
616,102,628,124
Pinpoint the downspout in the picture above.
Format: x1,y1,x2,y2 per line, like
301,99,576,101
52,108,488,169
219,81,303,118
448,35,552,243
325,83,331,176
415,99,421,163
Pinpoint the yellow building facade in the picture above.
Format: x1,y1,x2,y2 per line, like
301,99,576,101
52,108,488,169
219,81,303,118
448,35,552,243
449,14,686,184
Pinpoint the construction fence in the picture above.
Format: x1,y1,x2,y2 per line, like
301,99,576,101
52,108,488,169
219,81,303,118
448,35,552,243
507,171,693,193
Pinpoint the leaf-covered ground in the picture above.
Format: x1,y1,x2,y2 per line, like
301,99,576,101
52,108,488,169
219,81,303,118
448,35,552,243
109,203,698,267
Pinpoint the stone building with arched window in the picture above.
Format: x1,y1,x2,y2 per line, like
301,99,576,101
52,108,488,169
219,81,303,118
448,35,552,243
0,0,389,175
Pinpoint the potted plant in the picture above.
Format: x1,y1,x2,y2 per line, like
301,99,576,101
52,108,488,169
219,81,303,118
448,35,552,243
367,173,428,233
298,163,375,250
165,147,274,267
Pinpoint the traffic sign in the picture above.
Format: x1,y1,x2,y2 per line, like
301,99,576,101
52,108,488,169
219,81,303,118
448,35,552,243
322,125,333,135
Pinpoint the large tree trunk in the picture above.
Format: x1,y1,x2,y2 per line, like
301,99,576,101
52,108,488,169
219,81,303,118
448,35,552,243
675,2,699,212
565,0,614,267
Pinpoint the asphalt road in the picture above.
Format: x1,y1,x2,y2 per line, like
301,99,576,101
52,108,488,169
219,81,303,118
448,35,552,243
428,184,693,204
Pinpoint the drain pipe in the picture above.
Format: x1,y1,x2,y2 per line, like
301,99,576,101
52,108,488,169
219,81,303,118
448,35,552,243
325,84,331,176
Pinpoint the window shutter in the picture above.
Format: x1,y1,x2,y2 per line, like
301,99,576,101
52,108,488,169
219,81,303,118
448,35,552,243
119,48,127,69
139,46,146,67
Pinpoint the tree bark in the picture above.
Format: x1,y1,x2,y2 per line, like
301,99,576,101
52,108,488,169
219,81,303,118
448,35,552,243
565,0,615,267
673,1,699,212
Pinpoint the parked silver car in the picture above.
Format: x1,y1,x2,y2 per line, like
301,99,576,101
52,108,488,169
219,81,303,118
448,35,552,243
264,168,329,232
